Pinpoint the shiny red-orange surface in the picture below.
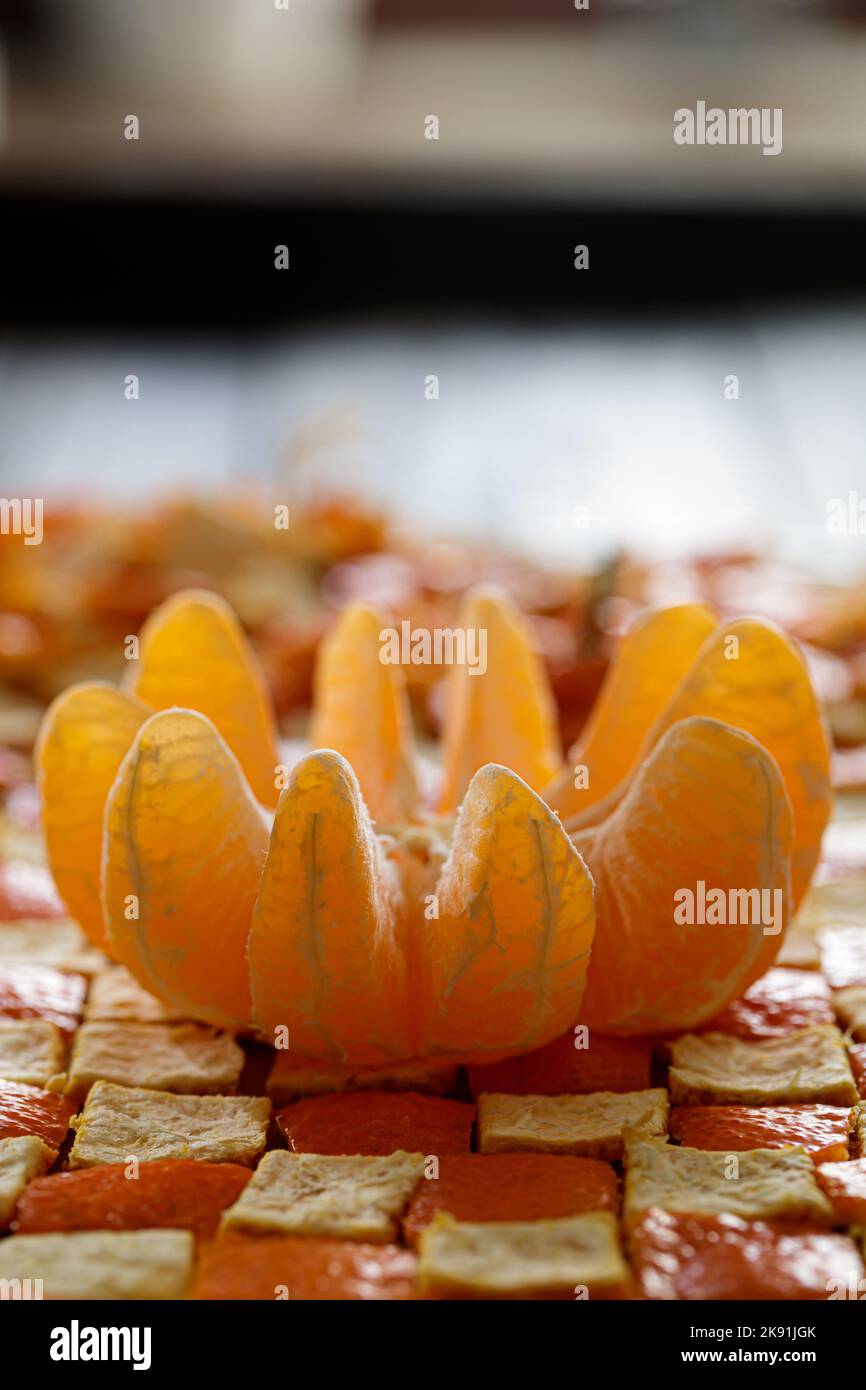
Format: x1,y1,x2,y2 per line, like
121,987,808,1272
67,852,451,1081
0,1078,73,1153
816,1158,866,1225
194,1233,417,1300
403,1154,617,1247
467,1030,653,1098
849,1043,866,1098
0,965,86,1034
15,1160,251,1239
0,859,66,920
819,926,866,989
701,968,834,1040
669,1105,852,1164
277,1091,475,1156
631,1208,865,1300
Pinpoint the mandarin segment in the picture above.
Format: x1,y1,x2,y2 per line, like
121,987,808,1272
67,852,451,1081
563,618,831,911
424,764,594,1063
642,619,831,905
545,604,717,819
126,589,280,807
103,710,269,1029
249,750,408,1063
308,605,418,824
437,588,561,813
574,717,793,1035
36,682,150,946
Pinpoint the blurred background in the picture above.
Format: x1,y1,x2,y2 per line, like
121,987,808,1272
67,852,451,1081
1,0,866,756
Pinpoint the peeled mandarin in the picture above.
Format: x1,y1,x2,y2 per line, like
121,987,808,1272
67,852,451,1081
104,709,269,1028
438,589,561,814
308,606,417,825
126,589,280,808
249,750,408,1063
574,717,793,1035
36,683,150,947
545,604,717,819
424,764,594,1062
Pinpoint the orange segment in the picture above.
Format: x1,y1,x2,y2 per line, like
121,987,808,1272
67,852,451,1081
249,750,408,1063
425,763,594,1062
104,709,268,1028
437,588,561,813
308,605,417,824
36,683,150,946
640,619,831,905
127,589,280,808
546,604,717,819
574,716,793,1035
568,620,830,906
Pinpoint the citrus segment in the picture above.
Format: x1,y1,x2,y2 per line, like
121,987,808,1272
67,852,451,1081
103,710,268,1028
574,717,793,1035
424,763,594,1062
36,683,150,946
308,605,417,824
546,604,717,819
127,589,280,807
249,750,408,1063
437,589,561,813
640,619,831,905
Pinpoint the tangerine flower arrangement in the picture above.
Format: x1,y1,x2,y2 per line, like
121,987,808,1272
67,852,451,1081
36,587,831,1066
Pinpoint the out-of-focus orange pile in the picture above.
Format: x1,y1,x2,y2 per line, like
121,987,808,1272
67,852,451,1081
0,494,611,756
6,497,866,768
